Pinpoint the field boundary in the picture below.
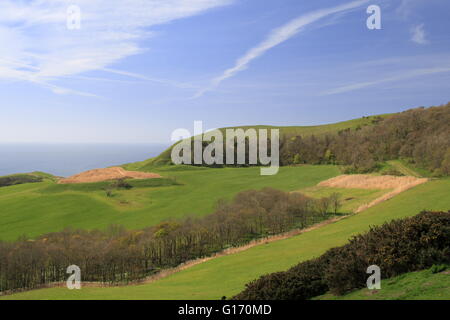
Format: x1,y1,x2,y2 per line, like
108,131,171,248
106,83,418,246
1,175,430,297
0,215,348,295
354,178,428,213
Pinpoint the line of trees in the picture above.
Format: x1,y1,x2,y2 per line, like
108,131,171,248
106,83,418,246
280,103,450,175
0,188,342,294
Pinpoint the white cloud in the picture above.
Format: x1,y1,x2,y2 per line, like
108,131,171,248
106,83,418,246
411,23,428,45
396,0,417,19
0,0,233,96
101,68,197,89
323,66,450,95
193,0,370,98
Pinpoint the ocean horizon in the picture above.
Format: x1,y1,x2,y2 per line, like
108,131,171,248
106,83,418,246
0,143,168,177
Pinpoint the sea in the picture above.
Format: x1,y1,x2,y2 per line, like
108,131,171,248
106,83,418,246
0,143,169,177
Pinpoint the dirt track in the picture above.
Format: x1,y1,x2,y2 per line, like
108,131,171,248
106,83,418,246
318,174,428,213
59,167,161,184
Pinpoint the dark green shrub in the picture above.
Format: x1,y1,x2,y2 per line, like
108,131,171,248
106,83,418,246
430,264,448,274
0,174,43,188
235,211,450,300
111,178,133,190
380,168,405,176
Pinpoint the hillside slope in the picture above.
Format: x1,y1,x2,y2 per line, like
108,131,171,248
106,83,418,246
124,115,388,170
126,104,450,178
4,178,449,300
316,266,450,300
0,165,339,241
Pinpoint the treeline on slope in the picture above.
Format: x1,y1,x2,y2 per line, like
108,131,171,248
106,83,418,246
281,103,450,175
40,177,180,196
166,103,450,176
0,174,43,188
0,188,342,293
234,210,450,300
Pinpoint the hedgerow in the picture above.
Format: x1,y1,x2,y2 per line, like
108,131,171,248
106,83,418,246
235,210,450,299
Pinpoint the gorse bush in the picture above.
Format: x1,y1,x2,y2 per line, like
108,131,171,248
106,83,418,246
40,178,179,194
429,264,448,274
110,178,133,190
234,210,450,300
0,174,43,188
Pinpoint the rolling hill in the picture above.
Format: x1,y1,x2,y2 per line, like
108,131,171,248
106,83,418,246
124,115,388,170
315,266,450,300
3,178,448,300
0,165,339,241
1,114,391,241
0,108,448,300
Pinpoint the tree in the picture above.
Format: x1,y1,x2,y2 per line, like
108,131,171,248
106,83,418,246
316,198,331,217
441,148,450,176
293,154,302,164
329,193,342,215
324,149,335,164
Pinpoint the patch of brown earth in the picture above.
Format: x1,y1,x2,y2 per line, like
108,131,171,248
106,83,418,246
318,174,428,213
59,167,161,184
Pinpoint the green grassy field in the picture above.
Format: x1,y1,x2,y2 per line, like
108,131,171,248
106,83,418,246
4,178,448,300
316,266,450,300
0,165,340,241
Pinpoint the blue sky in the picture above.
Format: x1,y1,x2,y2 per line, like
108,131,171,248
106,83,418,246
0,0,449,143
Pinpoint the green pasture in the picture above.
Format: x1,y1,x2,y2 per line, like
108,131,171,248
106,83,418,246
0,165,339,241
4,178,448,300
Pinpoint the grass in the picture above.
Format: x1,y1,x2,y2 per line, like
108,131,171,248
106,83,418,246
386,160,423,177
0,165,340,241
297,186,389,213
4,178,448,300
316,266,450,300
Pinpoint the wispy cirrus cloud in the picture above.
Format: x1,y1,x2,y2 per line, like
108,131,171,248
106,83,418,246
0,0,234,96
101,68,198,89
192,0,370,98
323,66,450,95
